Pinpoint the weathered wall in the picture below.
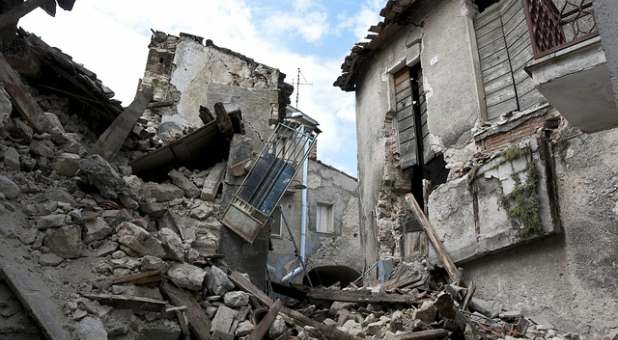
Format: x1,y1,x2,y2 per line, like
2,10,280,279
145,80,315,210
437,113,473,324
594,0,618,108
140,32,293,288
268,160,361,281
141,32,286,147
463,127,618,337
354,0,482,268
304,160,361,272
428,136,561,263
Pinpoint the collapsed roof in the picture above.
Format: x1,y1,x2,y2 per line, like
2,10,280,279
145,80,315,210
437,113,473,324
334,0,419,91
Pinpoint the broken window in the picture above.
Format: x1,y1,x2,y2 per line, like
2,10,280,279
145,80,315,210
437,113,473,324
270,210,283,237
474,0,546,121
221,122,318,243
316,203,334,234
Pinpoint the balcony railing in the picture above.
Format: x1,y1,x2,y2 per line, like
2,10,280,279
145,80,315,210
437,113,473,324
523,0,598,58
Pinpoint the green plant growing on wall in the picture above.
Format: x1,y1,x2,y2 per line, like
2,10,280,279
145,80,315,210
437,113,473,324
503,145,527,162
500,165,542,238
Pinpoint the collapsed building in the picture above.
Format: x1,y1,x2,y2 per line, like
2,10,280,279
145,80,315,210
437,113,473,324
0,0,617,339
335,0,618,337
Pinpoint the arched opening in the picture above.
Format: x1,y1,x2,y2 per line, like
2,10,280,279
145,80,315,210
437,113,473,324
303,265,361,288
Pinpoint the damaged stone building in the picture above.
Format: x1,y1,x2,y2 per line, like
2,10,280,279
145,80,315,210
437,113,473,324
1,0,618,339
137,31,362,288
335,0,618,337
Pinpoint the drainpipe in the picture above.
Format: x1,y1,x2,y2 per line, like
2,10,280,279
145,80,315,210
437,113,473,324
300,127,309,263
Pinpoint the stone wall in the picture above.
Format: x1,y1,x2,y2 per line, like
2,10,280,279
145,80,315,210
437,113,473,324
462,126,618,336
141,31,291,146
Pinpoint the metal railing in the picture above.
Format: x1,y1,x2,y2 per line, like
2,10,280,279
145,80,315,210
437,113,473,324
523,0,598,58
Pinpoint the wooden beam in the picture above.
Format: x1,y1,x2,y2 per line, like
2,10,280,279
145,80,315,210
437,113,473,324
0,241,72,340
214,102,234,137
94,85,153,160
0,52,45,132
306,288,417,305
461,283,476,311
161,281,214,340
94,270,161,290
397,329,449,340
248,299,282,340
82,293,167,312
405,194,462,284
229,272,363,340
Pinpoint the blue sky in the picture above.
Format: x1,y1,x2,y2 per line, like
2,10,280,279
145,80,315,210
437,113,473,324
21,0,385,176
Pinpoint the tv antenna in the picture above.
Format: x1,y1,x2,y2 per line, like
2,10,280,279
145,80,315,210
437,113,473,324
295,68,313,109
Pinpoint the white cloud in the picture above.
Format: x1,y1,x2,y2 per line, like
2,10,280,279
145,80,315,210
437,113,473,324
336,0,384,40
19,0,358,174
261,0,329,43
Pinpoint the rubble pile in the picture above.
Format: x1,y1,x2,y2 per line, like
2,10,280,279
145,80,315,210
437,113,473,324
290,263,580,340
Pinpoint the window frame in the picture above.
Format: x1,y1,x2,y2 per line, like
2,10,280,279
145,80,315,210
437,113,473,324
315,202,336,235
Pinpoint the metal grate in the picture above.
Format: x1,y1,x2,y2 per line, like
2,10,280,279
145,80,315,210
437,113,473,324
523,0,598,58
221,122,318,243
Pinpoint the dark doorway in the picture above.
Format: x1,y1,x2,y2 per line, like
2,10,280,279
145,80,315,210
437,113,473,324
303,266,361,288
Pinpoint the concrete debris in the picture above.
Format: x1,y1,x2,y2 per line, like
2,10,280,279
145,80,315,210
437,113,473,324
78,317,108,340
223,291,249,308
167,263,206,291
0,175,20,199
141,182,184,202
3,146,20,171
159,227,185,261
54,153,80,177
45,225,82,259
84,218,113,243
205,265,234,296
116,222,166,258
168,168,200,198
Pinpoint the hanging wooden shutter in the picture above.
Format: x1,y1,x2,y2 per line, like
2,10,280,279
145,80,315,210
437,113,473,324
414,67,432,164
475,0,545,121
501,0,545,111
395,68,418,169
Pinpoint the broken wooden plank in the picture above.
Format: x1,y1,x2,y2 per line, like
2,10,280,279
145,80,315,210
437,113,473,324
462,283,476,311
405,194,462,284
229,271,362,340
248,299,282,340
161,281,213,340
0,240,72,340
396,329,449,340
94,85,153,160
94,270,161,290
307,288,417,304
201,162,226,201
131,119,227,178
0,52,45,132
213,102,234,138
82,293,167,312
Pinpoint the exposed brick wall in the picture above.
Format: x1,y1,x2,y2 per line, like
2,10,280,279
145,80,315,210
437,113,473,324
480,116,546,152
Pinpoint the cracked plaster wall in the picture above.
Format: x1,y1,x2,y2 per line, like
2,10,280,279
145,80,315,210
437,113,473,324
141,32,283,146
354,0,482,270
461,127,618,337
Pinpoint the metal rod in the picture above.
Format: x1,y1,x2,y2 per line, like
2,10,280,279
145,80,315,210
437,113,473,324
279,206,313,287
